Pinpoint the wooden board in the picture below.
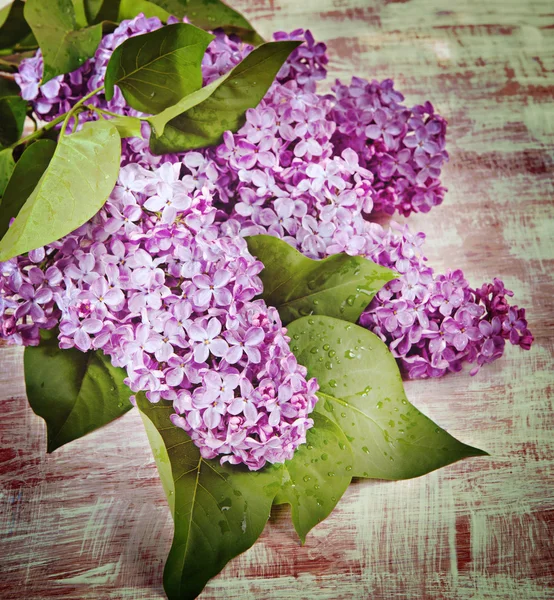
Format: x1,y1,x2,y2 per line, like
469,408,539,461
1,0,553,598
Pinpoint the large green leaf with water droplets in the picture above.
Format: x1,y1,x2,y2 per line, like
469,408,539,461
247,235,396,325
288,316,488,479
137,395,283,600
0,119,120,262
24,329,132,453
273,412,353,543
0,140,56,240
104,23,213,114
149,0,263,45
25,0,103,83
148,41,300,153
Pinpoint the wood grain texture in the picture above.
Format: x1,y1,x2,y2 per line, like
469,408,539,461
1,0,553,598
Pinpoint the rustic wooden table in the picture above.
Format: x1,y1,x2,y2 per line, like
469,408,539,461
1,0,553,598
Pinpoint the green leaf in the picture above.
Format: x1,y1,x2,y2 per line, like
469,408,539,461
106,115,144,139
117,0,171,20
273,412,353,543
83,0,103,23
24,329,132,452
149,0,263,45
137,395,283,600
71,0,89,28
0,78,27,148
0,0,31,50
0,119,121,262
24,0,103,83
92,0,171,23
89,0,119,22
149,40,300,153
0,140,56,240
0,147,15,198
104,23,213,114
185,0,263,45
247,235,396,325
287,315,488,479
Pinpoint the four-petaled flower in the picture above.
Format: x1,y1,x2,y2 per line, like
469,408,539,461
188,318,228,363
192,270,233,307
225,326,265,364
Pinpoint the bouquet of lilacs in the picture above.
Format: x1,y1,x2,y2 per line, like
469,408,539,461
0,0,533,598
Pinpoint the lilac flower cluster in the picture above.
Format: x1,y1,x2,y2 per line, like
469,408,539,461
357,223,533,378
1,162,318,470
331,79,448,216
16,49,93,120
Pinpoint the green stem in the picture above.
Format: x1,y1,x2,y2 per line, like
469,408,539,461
71,113,80,133
10,85,106,148
28,113,38,132
84,105,123,119
60,85,105,137
9,112,67,148
85,104,150,121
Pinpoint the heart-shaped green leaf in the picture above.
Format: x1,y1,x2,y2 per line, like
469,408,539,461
0,139,57,240
0,147,15,198
0,0,31,50
0,78,27,148
25,0,103,83
287,315,488,479
148,40,301,154
24,329,132,452
104,23,213,114
247,235,396,325
137,395,283,600
0,119,120,262
148,0,263,45
273,412,353,543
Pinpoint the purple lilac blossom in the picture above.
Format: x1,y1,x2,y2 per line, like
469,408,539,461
356,223,533,378
331,79,449,216
0,163,318,470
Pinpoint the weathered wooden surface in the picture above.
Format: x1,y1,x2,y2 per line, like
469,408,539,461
1,0,553,598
